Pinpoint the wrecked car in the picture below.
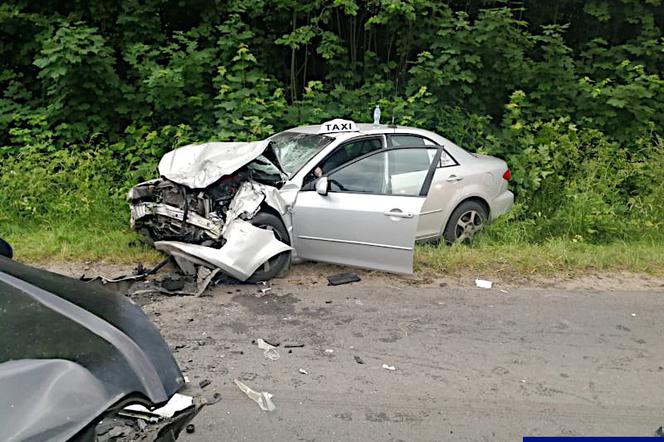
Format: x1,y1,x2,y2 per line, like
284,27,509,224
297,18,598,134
0,245,200,441
128,119,513,280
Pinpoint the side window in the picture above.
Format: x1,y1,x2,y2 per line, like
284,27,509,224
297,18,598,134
389,135,435,147
328,148,436,196
319,137,382,174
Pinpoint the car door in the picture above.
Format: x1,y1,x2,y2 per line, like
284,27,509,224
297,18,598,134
291,146,443,273
387,134,462,240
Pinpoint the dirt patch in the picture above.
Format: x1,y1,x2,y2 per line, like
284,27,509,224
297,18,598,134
34,259,664,293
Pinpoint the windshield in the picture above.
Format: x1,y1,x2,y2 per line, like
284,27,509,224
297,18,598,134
269,131,333,176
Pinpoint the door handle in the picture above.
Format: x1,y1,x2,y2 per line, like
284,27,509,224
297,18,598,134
384,209,414,219
446,175,464,182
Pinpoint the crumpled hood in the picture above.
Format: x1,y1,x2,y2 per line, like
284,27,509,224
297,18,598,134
159,140,270,189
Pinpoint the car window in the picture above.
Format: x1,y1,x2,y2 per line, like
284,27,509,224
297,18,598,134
320,137,383,174
389,135,435,146
268,131,333,176
328,148,436,196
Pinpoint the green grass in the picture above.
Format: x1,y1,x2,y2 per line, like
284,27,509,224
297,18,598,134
2,223,161,264
3,222,663,277
416,239,664,278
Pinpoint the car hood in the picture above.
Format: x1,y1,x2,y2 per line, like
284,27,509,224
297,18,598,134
159,140,271,189
0,256,184,441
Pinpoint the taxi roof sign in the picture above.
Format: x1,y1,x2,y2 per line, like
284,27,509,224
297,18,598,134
317,119,359,134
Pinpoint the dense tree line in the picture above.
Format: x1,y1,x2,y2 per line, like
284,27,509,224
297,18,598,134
1,0,662,243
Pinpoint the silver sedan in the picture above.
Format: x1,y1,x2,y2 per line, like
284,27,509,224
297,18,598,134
129,119,513,279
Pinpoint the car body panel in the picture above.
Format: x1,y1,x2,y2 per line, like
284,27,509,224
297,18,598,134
290,146,443,273
159,140,270,189
0,256,185,441
292,192,426,273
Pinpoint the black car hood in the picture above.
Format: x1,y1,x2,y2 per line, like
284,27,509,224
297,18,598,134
0,257,184,441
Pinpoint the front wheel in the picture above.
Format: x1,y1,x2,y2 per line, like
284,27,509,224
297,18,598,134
247,212,291,282
443,201,488,245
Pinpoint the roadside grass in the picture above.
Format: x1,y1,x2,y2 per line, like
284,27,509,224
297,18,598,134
2,223,161,264
4,222,663,277
416,239,664,278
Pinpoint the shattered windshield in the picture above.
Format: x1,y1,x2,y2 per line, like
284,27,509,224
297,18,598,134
268,132,333,176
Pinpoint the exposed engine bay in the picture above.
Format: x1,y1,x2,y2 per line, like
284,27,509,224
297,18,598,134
128,140,294,282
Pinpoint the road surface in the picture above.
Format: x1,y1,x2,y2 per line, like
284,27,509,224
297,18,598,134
140,283,664,441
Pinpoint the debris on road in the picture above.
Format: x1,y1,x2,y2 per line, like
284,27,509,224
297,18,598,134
234,379,276,412
382,364,396,371
299,368,308,375
328,272,361,286
475,279,493,289
122,393,195,420
256,281,272,297
354,355,365,365
284,343,304,348
256,338,280,361
325,349,334,354
199,379,211,389
655,426,664,437
186,424,195,434
207,392,222,405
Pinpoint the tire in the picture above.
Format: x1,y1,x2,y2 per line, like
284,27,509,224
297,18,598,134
247,212,291,282
443,200,489,245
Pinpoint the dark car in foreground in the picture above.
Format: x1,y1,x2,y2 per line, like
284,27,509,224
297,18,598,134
0,240,199,441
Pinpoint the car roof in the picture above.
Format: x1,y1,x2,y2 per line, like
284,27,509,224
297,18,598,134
289,123,450,143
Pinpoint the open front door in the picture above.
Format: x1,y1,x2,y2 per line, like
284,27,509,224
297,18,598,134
292,146,442,273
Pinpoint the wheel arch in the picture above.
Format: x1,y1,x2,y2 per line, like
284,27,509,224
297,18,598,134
441,195,491,238
257,203,292,245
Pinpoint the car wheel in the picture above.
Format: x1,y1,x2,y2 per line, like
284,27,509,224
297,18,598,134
247,212,291,282
443,200,488,244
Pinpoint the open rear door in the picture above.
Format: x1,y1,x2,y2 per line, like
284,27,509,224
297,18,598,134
292,146,442,273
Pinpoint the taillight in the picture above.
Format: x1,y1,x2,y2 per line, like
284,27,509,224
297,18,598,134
502,169,511,180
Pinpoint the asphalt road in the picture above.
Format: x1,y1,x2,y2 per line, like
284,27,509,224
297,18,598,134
141,283,664,441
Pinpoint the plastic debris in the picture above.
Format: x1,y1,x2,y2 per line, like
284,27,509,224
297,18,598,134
354,355,365,365
475,279,493,289
199,379,211,389
284,343,304,348
327,272,361,286
122,393,194,419
256,281,272,297
234,379,276,412
324,349,334,354
186,424,195,434
382,364,396,371
256,338,280,361
299,368,308,375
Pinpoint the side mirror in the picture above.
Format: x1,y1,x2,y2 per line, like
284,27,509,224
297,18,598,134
315,177,329,196
0,237,13,259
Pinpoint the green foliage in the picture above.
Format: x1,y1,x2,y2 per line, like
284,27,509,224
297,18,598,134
1,0,663,249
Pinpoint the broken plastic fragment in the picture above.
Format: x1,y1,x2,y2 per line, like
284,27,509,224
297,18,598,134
233,379,276,412
382,364,396,371
122,393,194,420
298,369,308,375
256,338,280,361
475,279,493,289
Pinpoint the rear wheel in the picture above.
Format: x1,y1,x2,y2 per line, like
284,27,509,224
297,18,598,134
443,200,488,244
247,212,291,282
